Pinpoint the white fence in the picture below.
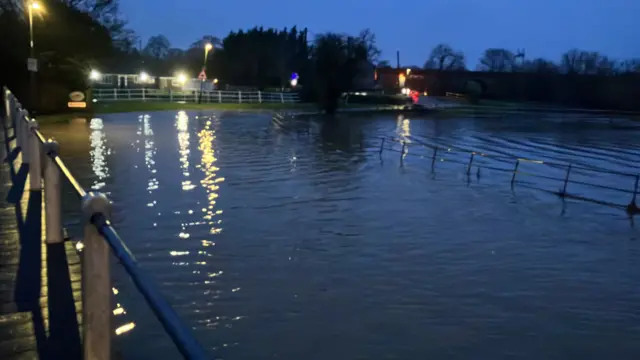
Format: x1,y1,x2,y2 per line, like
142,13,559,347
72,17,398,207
93,88,300,104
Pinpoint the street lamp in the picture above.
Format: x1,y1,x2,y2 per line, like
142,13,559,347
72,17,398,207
28,1,43,111
89,70,102,81
199,43,214,103
140,71,149,83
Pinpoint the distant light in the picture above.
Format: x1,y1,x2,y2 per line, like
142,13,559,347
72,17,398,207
213,78,219,84
406,68,411,75
205,43,213,51
176,73,187,84
89,69,101,81
290,78,298,87
140,71,149,82
31,2,41,10
291,72,299,80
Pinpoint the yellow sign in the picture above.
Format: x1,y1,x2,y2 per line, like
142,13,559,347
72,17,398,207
68,102,87,108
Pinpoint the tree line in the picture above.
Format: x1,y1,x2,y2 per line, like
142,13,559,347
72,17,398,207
1,1,638,113
392,43,640,75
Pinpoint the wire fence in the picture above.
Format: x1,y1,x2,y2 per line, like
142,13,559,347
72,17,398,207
377,135,640,215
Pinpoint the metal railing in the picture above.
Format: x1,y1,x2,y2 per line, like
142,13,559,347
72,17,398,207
93,88,300,104
2,86,209,359
378,135,640,215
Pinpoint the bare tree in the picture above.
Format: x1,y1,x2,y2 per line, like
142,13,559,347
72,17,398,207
478,48,515,72
521,58,559,73
190,35,222,50
619,59,640,73
424,43,466,70
144,35,171,59
358,28,381,64
560,49,614,75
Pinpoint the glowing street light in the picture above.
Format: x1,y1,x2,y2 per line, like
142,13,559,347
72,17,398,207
89,69,101,81
140,71,149,83
213,78,219,84
28,1,44,109
176,72,187,85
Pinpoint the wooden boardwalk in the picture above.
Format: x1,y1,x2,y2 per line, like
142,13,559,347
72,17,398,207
0,122,82,359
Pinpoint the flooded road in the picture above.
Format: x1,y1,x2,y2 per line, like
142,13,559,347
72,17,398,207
46,111,640,359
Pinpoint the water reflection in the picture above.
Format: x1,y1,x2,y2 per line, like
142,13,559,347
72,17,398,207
89,118,110,190
176,111,195,191
197,117,224,236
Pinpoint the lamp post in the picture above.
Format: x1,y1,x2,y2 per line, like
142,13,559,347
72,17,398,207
28,1,42,112
198,43,213,104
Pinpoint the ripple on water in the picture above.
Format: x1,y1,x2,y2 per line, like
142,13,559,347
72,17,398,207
45,111,640,359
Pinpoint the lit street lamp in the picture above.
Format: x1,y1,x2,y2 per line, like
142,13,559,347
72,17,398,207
140,71,149,83
28,1,43,111
89,69,101,81
199,43,213,104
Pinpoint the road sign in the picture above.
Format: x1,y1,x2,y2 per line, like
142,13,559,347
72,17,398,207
198,69,207,81
27,58,38,72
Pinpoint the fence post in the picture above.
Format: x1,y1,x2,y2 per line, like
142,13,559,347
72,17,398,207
280,92,284,104
511,159,520,186
466,152,475,175
630,174,639,208
20,110,31,164
561,164,572,196
142,88,145,101
28,120,41,191
431,147,438,169
379,138,385,159
207,91,211,103
218,91,222,103
15,105,24,151
113,88,117,100
258,91,262,104
128,89,131,100
238,90,242,103
81,192,112,360
43,141,63,244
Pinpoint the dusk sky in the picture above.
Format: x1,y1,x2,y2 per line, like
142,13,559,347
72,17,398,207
121,0,639,68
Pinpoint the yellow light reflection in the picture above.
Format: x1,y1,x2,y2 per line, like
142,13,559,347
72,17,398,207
115,322,136,335
198,117,223,239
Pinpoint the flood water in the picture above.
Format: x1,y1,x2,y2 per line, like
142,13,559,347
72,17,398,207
46,110,640,359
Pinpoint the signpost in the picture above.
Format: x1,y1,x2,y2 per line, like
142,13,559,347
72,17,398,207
198,69,207,104
68,91,87,109
27,58,38,72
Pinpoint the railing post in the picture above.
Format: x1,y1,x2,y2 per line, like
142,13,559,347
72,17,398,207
113,88,117,100
561,164,572,196
511,159,520,186
466,152,475,175
630,174,639,206
280,92,284,104
14,104,23,151
128,89,131,100
43,141,63,243
81,192,112,360
258,91,262,104
28,120,41,190
218,91,222,103
142,87,146,101
238,90,242,103
20,110,30,164
431,147,438,169
379,138,385,159
207,90,211,103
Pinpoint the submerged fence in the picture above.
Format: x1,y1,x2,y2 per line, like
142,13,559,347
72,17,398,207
2,86,209,359
93,88,300,104
378,135,640,215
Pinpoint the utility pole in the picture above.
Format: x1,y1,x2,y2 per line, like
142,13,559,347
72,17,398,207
396,51,400,69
